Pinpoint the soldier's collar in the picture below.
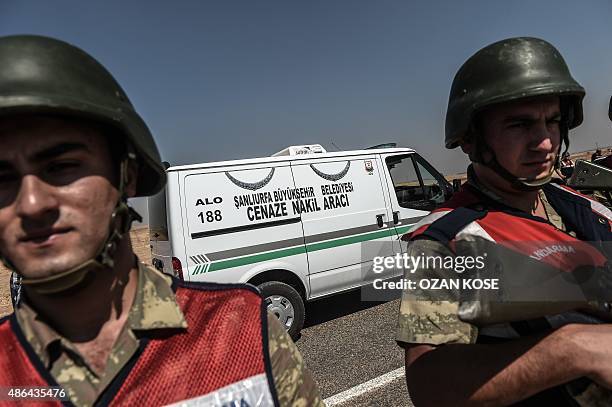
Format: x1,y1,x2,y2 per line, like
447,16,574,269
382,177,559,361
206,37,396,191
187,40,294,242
14,262,188,369
128,262,187,331
14,300,62,368
466,165,505,203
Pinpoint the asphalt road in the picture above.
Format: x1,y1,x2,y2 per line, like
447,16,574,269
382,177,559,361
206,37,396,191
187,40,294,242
295,289,414,406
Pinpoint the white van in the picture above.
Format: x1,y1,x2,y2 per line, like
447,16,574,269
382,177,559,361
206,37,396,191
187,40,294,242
148,144,452,338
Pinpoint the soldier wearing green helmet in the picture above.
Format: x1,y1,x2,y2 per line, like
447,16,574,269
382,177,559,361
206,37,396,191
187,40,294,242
396,37,612,405
0,35,323,406
445,36,585,189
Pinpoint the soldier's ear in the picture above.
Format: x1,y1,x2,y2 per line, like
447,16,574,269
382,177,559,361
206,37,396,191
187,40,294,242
460,141,473,155
462,117,486,162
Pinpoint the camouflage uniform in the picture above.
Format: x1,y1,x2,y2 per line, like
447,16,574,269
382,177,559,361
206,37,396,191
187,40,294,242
396,169,570,346
15,263,324,407
267,312,324,407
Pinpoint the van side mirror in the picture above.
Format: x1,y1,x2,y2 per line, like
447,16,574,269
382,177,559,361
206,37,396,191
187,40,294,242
609,96,612,121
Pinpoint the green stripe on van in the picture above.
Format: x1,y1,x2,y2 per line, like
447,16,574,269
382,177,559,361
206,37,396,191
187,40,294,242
308,227,393,252
204,224,413,273
208,246,307,272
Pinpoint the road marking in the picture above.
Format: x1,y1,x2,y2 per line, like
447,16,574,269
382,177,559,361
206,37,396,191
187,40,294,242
323,367,405,406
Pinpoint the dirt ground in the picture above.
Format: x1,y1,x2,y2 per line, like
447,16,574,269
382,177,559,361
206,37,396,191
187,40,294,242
0,227,151,318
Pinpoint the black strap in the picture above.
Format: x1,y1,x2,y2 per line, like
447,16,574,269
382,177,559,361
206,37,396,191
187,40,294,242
419,206,488,245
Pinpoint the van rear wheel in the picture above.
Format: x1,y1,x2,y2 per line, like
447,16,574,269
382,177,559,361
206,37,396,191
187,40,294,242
258,281,305,340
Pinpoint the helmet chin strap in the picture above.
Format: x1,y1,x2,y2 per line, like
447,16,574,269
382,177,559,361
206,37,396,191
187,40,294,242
482,154,556,191
471,122,569,192
2,153,142,295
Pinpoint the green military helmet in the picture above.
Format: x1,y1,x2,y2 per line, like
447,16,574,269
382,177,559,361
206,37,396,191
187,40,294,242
0,34,165,196
445,37,585,149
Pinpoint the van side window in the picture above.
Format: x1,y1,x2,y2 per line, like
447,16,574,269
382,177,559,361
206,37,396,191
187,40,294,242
386,155,448,211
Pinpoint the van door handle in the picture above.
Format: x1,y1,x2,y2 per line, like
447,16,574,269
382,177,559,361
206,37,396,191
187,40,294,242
393,211,400,224
376,214,385,228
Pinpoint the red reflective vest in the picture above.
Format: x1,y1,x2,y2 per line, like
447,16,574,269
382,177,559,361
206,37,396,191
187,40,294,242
406,182,612,272
0,282,278,407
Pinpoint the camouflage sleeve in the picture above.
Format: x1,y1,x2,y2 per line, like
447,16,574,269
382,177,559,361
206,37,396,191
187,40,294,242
396,239,478,346
267,313,325,407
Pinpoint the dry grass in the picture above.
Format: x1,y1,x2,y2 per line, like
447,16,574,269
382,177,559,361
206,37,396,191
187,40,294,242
0,227,151,318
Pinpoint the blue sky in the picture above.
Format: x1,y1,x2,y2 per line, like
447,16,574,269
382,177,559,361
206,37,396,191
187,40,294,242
3,0,612,222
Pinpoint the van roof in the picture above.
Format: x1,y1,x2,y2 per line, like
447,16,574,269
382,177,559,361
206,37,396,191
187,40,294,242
166,147,416,172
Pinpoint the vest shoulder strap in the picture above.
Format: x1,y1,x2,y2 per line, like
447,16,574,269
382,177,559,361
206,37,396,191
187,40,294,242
419,206,488,244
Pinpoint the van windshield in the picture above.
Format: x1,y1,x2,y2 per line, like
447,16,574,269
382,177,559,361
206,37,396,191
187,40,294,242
148,186,169,241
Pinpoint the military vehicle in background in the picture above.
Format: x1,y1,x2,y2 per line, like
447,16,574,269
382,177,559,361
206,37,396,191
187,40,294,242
566,97,612,208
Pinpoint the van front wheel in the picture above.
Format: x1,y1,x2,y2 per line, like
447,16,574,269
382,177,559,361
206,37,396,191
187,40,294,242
258,281,305,340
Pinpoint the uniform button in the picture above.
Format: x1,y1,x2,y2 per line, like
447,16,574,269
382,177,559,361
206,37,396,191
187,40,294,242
599,218,607,224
